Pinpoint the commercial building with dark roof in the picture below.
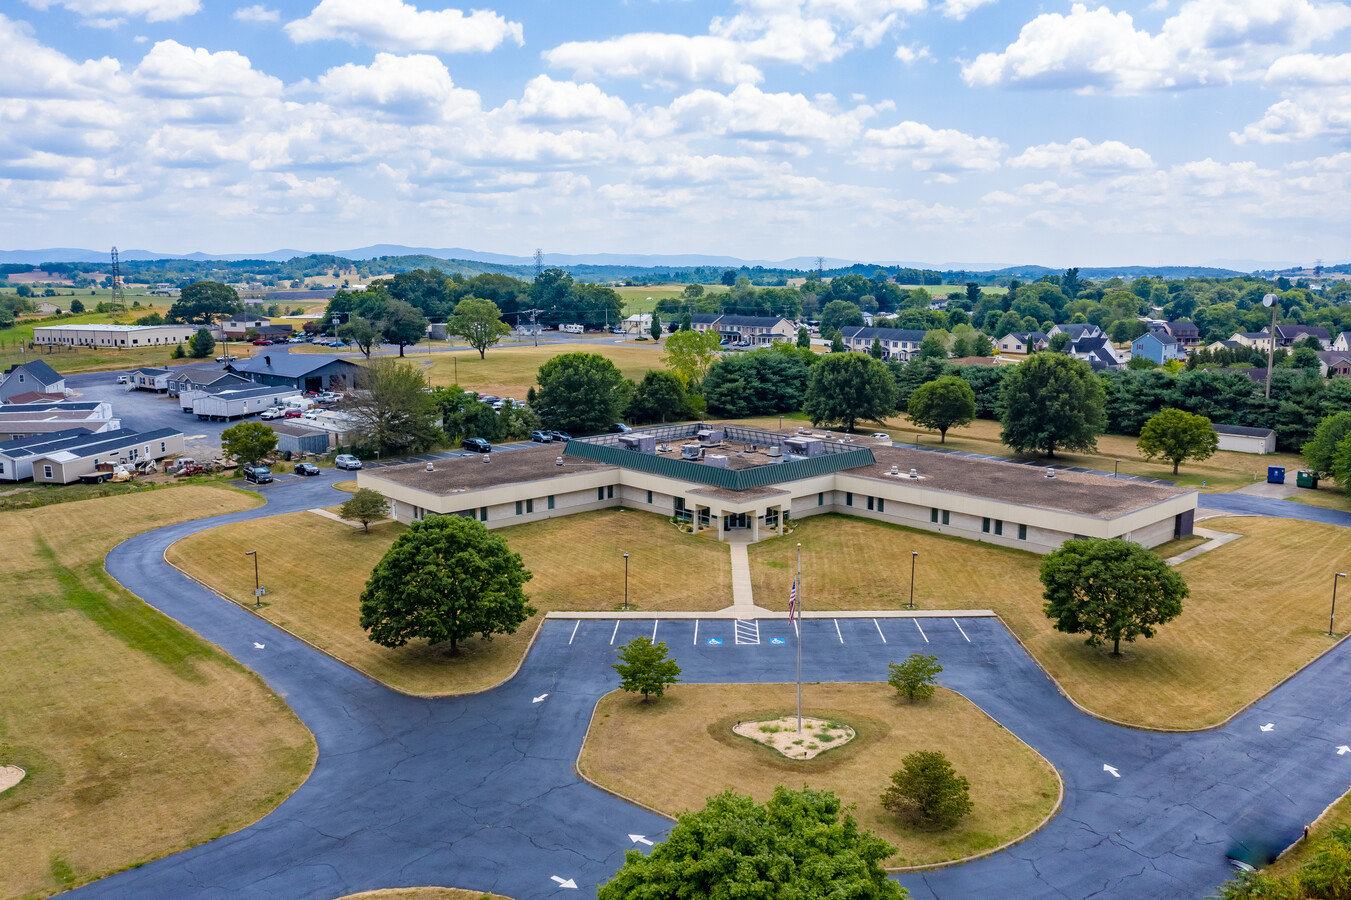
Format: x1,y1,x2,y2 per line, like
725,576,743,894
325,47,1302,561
359,423,1197,552
229,349,362,392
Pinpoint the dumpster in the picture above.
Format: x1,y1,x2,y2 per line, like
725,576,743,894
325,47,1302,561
1297,470,1319,489
1267,466,1286,484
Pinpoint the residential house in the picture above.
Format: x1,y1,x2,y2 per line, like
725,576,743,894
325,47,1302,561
220,315,272,339
130,367,172,392
1231,332,1275,352
1333,332,1351,352
1163,321,1200,347
0,428,101,481
1131,332,1186,365
228,350,362,393
165,365,251,397
837,327,927,360
688,314,795,345
191,385,302,420
0,360,66,403
1266,324,1331,348
1049,323,1103,342
996,332,1049,354
28,427,184,484
1204,339,1243,352
1068,335,1121,370
1317,351,1351,378
0,401,118,441
1212,424,1276,455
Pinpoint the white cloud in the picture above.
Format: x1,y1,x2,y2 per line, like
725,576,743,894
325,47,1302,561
653,83,880,145
1233,89,1351,142
0,14,126,98
859,121,1004,171
132,41,282,99
285,0,523,53
1265,52,1351,86
313,53,480,117
963,0,1351,93
894,43,930,63
234,5,279,23
1010,138,1154,173
503,75,632,125
941,0,996,20
22,0,199,23
544,34,762,86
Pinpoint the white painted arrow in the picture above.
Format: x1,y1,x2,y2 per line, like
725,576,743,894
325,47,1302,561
551,876,578,889
1337,746,1350,755
253,642,265,649
533,694,549,704
629,834,654,846
1260,723,1275,732
1103,764,1120,778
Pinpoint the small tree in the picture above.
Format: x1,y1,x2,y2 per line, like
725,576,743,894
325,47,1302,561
171,343,186,359
661,328,723,387
887,654,942,702
1303,411,1351,478
906,376,976,443
612,636,681,702
69,298,85,314
339,488,389,534
189,327,215,358
221,421,278,467
1137,408,1219,474
1041,537,1188,656
649,311,662,341
797,326,811,348
869,336,885,359
338,315,379,358
830,332,845,353
1048,332,1071,353
880,750,972,830
681,311,692,332
359,515,535,652
972,333,994,357
379,298,429,357
448,296,511,359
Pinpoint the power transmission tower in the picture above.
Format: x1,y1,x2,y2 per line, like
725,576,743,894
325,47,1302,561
815,256,826,277
534,248,544,279
110,246,126,311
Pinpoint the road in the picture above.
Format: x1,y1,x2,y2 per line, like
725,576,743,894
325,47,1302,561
57,475,1351,900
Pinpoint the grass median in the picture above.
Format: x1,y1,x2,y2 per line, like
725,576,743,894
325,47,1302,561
166,508,733,695
0,486,316,900
340,890,512,900
579,682,1060,868
750,513,1351,730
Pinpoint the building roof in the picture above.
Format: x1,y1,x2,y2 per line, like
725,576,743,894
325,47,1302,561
1166,321,1199,335
1273,324,1330,340
134,367,171,376
230,350,359,380
1236,332,1269,340
690,314,723,325
1212,424,1275,438
0,408,110,424
204,385,302,401
4,359,63,385
3,391,67,404
839,326,928,343
1135,331,1178,346
0,400,102,413
166,365,238,384
0,427,99,457
715,315,789,328
1004,331,1048,344
1053,323,1098,339
268,422,327,438
1338,332,1351,344
366,444,612,494
34,323,188,333
1317,351,1351,366
36,427,181,463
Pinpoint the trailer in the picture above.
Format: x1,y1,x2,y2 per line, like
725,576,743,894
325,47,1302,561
193,386,302,421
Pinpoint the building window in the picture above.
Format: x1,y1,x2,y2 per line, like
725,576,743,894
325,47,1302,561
40,464,51,479
878,498,885,513
547,495,555,510
646,490,653,504
526,498,534,514
598,487,605,501
845,492,853,507
866,496,874,511
930,507,938,523
607,485,614,499
982,517,990,533
480,507,488,522
1018,524,1027,541
818,492,824,506
994,519,1003,536
516,500,523,515
942,510,949,525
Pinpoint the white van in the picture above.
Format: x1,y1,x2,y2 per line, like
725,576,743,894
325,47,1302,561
560,323,584,334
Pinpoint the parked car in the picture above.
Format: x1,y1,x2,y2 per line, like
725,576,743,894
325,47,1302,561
260,407,284,419
283,408,304,418
530,430,553,443
334,454,363,471
294,462,320,476
478,395,501,405
318,391,341,403
326,340,345,348
116,374,128,384
462,437,492,453
252,339,272,346
302,409,320,419
608,423,632,433
871,432,891,440
214,355,238,363
243,465,273,484
549,431,572,443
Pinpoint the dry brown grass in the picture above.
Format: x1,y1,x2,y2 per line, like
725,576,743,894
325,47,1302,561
0,486,316,899
339,890,512,900
1290,483,1351,512
424,342,666,398
167,508,733,695
750,513,1351,729
579,683,1060,868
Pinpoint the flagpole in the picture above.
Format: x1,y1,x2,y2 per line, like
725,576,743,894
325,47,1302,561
796,542,802,734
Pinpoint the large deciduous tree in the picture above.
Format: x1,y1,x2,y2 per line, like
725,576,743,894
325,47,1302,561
803,352,898,433
359,515,534,652
626,370,691,424
612,636,681,701
880,750,972,830
534,352,632,434
702,350,809,418
1303,411,1351,478
820,299,864,335
1136,408,1220,474
661,328,723,387
998,352,1106,457
906,375,976,443
346,358,442,455
221,421,277,467
379,298,428,357
1041,538,1188,656
338,315,379,358
598,787,906,900
448,296,511,359
169,281,242,325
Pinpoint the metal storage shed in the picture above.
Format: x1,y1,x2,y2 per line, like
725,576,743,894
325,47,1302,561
269,421,332,455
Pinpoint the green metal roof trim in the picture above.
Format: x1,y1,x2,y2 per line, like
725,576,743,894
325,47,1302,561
562,441,876,490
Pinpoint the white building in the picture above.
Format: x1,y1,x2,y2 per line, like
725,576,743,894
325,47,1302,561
33,324,195,348
1212,424,1276,455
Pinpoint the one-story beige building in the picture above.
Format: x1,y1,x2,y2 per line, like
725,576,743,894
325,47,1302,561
359,424,1198,553
33,323,196,348
1212,423,1276,455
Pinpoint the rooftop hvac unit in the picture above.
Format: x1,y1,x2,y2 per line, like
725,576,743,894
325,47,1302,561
782,437,824,457
619,434,656,453
425,462,434,472
697,428,725,444
1045,467,1055,478
483,454,490,464
766,445,782,458
704,454,729,469
890,465,899,475
681,443,702,460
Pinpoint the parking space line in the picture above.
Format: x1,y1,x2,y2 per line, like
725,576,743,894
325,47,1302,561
952,618,970,642
834,619,844,643
652,620,659,641
569,621,580,645
693,620,699,645
874,619,887,643
915,620,928,643
610,621,620,645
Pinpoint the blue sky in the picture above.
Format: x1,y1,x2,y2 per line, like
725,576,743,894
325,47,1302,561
2,0,1349,267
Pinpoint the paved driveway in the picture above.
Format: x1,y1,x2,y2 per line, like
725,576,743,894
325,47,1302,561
57,476,1351,900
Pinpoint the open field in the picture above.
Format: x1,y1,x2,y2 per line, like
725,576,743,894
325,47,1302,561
424,342,667,398
1289,483,1351,512
340,890,511,900
613,285,722,315
738,415,1305,494
896,283,1008,297
0,486,316,899
749,514,1351,729
579,682,1059,868
166,508,733,695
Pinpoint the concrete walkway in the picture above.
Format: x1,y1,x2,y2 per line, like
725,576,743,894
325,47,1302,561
307,507,394,529
725,535,774,617
1165,526,1244,565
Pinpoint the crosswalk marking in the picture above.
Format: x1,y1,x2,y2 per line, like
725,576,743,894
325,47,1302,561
734,620,760,645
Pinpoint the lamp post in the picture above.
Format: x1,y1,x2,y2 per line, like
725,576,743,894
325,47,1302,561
1331,572,1347,637
1262,293,1279,400
908,550,918,610
623,552,630,611
1114,459,1119,478
245,550,260,607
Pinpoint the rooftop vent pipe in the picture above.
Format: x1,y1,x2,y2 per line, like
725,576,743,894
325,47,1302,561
483,453,490,464
425,462,434,472
910,468,918,479
1046,467,1055,478
890,465,900,476
556,456,563,466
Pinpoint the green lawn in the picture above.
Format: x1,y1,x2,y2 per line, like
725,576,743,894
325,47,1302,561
424,341,667,398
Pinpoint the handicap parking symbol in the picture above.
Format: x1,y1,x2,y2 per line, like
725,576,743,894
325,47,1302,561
707,638,722,645
770,638,785,645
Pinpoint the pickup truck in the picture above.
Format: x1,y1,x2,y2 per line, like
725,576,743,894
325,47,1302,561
260,407,284,420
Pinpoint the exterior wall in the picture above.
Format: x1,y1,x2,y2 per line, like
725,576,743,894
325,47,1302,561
1216,432,1275,454
33,325,194,347
194,389,300,419
0,369,65,402
32,433,186,484
275,430,330,455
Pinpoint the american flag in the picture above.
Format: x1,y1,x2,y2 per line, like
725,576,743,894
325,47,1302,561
788,578,798,624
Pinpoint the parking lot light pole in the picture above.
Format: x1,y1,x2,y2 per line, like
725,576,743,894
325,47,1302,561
245,550,260,607
623,552,630,611
1331,573,1347,637
908,550,918,610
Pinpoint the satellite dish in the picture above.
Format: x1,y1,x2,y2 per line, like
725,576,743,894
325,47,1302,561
1262,293,1279,308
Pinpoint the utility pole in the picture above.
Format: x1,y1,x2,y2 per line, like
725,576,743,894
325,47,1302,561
1263,293,1279,400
